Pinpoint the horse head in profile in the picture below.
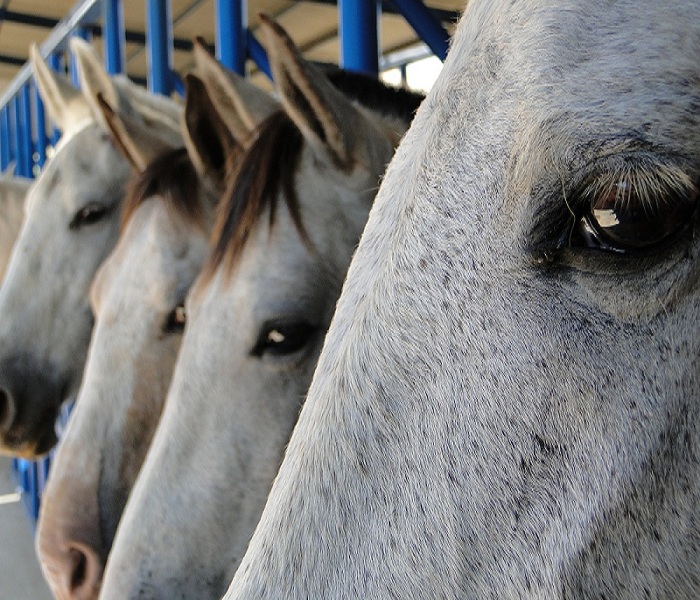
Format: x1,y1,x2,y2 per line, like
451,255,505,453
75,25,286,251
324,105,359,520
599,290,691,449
0,39,181,457
35,42,279,600
98,17,423,600
221,1,700,597
0,166,30,281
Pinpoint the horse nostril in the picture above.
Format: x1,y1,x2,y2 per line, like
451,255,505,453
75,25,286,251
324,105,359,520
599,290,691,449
0,388,16,433
67,544,102,599
70,547,87,592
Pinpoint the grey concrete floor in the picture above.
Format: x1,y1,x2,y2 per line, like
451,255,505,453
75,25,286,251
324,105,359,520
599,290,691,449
0,456,52,600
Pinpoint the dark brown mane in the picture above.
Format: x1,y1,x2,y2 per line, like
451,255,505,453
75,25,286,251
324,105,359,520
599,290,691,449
205,70,422,279
121,147,204,232
205,110,307,277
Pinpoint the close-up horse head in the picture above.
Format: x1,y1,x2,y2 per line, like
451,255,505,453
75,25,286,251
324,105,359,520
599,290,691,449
97,17,423,600
220,0,700,597
34,47,280,600
0,38,182,458
1,0,698,597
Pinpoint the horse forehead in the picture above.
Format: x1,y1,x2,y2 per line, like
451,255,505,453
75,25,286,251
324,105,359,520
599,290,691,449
119,200,202,275
27,126,116,210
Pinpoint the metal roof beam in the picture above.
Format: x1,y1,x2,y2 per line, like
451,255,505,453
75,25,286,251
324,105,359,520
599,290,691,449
0,10,194,50
0,53,26,67
0,9,60,29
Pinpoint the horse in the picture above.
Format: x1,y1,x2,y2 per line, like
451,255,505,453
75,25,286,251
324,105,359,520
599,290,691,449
35,42,279,600
214,1,700,597
0,38,182,457
0,166,30,281
98,17,424,599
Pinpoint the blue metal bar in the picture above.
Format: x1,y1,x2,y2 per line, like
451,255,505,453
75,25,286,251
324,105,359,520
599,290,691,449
146,0,173,95
13,86,32,178
339,0,379,75
387,0,449,61
215,0,246,75
247,31,271,79
102,0,125,74
0,107,10,170
8,98,17,163
170,70,185,97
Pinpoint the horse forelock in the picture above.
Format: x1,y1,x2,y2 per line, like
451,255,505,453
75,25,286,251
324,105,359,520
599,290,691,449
202,110,308,283
121,147,204,233
200,72,420,288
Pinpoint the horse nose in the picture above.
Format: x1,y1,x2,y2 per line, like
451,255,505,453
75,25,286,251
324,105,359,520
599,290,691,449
38,485,105,600
40,539,104,600
0,386,16,433
66,542,102,599
0,357,63,455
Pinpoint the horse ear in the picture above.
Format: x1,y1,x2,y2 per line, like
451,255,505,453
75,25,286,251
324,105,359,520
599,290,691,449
30,44,92,133
97,94,177,172
181,73,240,188
70,36,183,147
69,37,120,128
192,37,279,139
259,14,361,169
2,161,16,178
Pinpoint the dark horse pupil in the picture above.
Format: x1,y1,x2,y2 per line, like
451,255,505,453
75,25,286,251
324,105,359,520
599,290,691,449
590,184,697,250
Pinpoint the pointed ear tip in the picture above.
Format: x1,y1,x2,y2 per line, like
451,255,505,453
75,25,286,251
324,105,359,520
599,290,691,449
96,92,113,112
29,44,45,67
193,36,209,51
257,13,281,37
68,36,89,54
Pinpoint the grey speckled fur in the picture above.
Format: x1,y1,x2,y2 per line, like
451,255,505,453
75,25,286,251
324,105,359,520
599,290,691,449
224,1,700,598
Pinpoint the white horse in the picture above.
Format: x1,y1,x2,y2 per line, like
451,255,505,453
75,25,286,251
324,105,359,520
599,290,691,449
0,39,181,457
215,1,700,597
36,42,278,600
0,166,30,281
98,17,424,600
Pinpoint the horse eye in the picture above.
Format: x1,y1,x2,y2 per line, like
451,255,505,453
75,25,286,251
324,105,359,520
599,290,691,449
70,202,109,230
252,322,317,357
163,304,186,334
572,177,698,253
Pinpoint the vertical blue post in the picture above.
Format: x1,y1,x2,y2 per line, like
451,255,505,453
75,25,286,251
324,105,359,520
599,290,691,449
33,81,48,171
48,53,63,147
102,0,125,74
14,86,32,178
146,0,173,95
247,31,271,79
0,107,10,171
7,97,16,166
339,0,379,75
216,0,246,75
389,0,449,61
21,85,33,177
